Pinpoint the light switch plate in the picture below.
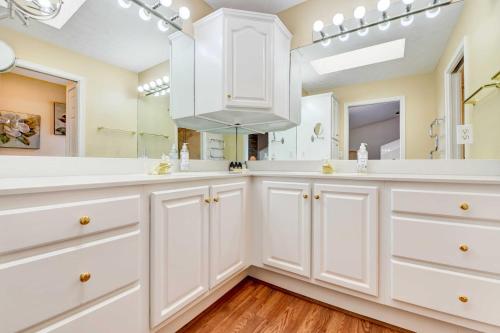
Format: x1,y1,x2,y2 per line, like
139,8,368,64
457,124,473,144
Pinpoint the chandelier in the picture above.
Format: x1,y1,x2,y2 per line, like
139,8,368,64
0,0,63,25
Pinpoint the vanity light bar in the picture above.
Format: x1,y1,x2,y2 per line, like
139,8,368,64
117,0,190,32
312,0,462,44
138,76,170,97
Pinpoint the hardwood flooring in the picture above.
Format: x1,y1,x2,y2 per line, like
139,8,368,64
178,278,411,333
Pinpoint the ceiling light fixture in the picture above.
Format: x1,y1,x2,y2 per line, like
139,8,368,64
138,76,170,97
0,0,63,26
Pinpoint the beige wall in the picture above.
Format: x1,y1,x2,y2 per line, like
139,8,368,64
435,0,500,159
0,73,66,156
311,73,437,159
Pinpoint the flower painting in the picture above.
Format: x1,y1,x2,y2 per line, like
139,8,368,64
54,102,66,136
0,110,41,149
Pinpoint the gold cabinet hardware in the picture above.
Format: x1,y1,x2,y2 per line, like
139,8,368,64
459,244,469,252
204,198,211,204
460,202,470,211
79,216,91,225
303,194,309,199
79,272,91,283
314,194,320,200
213,197,220,203
227,94,232,99
458,295,469,303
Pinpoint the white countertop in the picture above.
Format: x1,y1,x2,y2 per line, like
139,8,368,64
1,170,500,196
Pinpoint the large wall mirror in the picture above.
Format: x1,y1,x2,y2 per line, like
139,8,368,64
251,0,499,161
0,0,239,160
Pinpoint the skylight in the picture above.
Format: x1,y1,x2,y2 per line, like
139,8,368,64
311,38,406,75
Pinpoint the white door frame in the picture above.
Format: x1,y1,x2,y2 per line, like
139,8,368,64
343,96,406,160
444,38,466,160
14,59,86,157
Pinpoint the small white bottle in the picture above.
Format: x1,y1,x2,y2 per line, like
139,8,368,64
169,143,178,161
180,143,189,171
357,143,368,174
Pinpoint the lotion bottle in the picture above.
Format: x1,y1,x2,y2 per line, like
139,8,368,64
180,143,189,171
357,143,368,174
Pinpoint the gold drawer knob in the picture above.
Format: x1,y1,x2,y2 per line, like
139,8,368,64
79,216,91,225
458,295,469,303
460,203,470,211
204,198,211,204
459,244,469,252
314,194,320,200
213,197,220,203
303,194,309,199
80,272,91,283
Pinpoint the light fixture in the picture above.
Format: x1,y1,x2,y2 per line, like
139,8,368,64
401,0,415,27
0,0,63,25
150,81,157,88
155,78,163,86
143,83,150,91
157,20,169,32
118,0,132,9
160,0,172,7
353,6,369,37
163,76,170,84
377,0,391,31
139,7,151,21
138,86,144,93
313,20,324,32
138,75,170,97
321,39,331,47
311,38,406,75
426,0,441,18
332,14,349,42
178,6,190,20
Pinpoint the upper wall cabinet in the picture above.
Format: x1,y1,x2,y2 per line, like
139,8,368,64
174,8,297,132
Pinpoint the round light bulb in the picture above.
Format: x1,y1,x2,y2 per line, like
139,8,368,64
138,86,144,93
377,0,390,12
321,39,331,47
160,90,167,96
166,88,171,93
139,8,151,21
358,27,369,37
160,0,172,7
179,6,190,20
117,0,132,9
157,20,170,32
379,20,391,31
332,13,344,26
150,81,156,88
401,15,414,26
156,78,163,86
353,6,366,19
313,20,324,32
154,92,160,97
339,34,349,42
143,83,150,91
426,1,441,19
402,0,415,4
163,76,170,84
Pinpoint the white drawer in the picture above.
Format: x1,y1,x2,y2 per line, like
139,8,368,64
0,195,140,254
393,217,500,274
392,261,500,327
0,231,140,333
391,188,500,221
34,286,140,333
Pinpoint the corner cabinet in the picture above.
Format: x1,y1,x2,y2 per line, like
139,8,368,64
312,184,379,296
194,8,296,131
150,181,247,327
262,181,311,277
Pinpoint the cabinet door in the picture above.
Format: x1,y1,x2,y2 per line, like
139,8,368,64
313,184,378,296
150,186,210,326
262,181,311,277
210,182,246,288
225,16,273,109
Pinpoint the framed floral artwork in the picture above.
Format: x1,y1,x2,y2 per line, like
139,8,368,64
0,110,41,149
54,102,66,136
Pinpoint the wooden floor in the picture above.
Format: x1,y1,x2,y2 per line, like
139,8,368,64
178,278,410,333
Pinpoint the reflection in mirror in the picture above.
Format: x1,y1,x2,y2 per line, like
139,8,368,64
253,0,500,161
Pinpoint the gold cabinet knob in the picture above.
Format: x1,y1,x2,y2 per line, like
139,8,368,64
314,194,320,200
204,198,211,204
303,194,309,199
459,244,469,252
79,216,91,225
213,197,220,203
227,94,232,99
80,272,91,283
460,202,470,211
458,295,469,303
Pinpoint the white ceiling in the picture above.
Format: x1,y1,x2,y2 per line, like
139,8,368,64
349,101,400,129
299,0,464,93
0,0,178,73
203,0,306,14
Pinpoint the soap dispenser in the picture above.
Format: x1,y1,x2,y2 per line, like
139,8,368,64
357,143,368,174
180,143,189,171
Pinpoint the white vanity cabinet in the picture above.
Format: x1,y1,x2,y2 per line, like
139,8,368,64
150,180,247,327
261,181,311,277
312,184,379,296
193,9,295,131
